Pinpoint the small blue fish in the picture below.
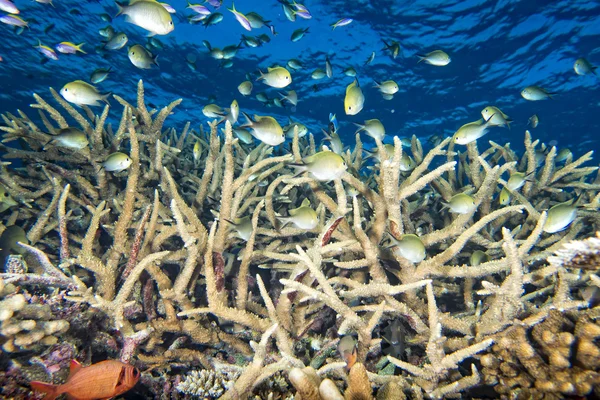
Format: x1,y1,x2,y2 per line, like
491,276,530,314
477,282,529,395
291,27,309,42
35,39,58,60
205,0,221,8
202,12,223,27
188,13,208,23
90,67,111,84
292,2,311,19
0,0,19,14
56,42,86,55
294,10,311,19
329,113,338,133
160,2,176,13
187,2,211,15
331,18,352,30
99,13,112,22
228,2,251,31
0,14,28,28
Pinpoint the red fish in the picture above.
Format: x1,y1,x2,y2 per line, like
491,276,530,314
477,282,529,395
30,359,140,400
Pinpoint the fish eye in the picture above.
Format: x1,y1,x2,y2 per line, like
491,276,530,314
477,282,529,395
64,88,68,92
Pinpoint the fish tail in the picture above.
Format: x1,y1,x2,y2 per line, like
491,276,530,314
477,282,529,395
276,216,291,229
115,2,124,17
353,122,365,133
101,92,112,105
240,111,253,127
416,54,425,63
255,69,265,81
42,137,54,150
288,162,307,176
153,54,159,67
372,80,380,88
30,381,59,400
77,42,87,54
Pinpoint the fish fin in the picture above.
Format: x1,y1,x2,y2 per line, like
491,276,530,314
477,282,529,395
30,381,59,400
300,198,310,207
68,359,83,378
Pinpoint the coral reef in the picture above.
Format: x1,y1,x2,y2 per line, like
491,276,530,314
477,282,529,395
1,81,600,398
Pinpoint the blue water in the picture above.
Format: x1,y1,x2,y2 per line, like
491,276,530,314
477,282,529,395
0,0,599,155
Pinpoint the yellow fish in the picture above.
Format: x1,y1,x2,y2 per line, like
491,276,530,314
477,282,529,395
277,199,318,230
344,78,364,115
257,66,292,88
116,0,174,35
290,150,347,181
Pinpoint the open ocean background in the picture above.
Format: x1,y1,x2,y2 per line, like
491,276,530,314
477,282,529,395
0,0,599,156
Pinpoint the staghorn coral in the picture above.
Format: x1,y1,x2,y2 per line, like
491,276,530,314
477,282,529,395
0,81,599,398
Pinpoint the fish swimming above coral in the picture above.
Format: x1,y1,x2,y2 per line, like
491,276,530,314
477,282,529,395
0,0,600,398
30,359,140,400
